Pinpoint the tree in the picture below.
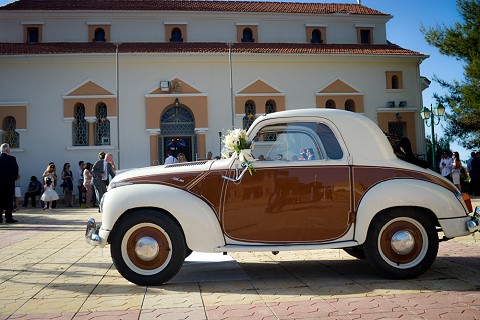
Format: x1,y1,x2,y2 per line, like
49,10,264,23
421,0,480,149
425,135,451,171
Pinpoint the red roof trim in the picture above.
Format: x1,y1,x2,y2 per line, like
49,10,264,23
0,42,424,56
1,0,387,15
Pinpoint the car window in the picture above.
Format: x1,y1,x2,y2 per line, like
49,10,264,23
252,122,343,161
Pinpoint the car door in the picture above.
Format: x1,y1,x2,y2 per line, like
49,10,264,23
221,120,353,243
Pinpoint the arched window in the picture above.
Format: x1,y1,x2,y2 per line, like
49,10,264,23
241,28,254,43
73,103,88,146
345,99,356,112
265,100,276,114
95,103,110,145
94,28,106,42
391,75,399,89
325,99,336,109
2,116,19,148
243,100,256,130
170,28,183,43
311,29,323,44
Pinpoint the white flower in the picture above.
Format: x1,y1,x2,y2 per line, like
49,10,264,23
221,128,255,175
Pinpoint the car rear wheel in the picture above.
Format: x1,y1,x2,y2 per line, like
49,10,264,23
364,209,438,279
110,210,186,286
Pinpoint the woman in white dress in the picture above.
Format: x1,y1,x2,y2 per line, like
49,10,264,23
41,177,59,210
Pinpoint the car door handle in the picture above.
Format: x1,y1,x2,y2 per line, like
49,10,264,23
222,163,250,182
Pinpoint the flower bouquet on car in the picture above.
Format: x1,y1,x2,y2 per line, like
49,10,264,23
222,129,255,175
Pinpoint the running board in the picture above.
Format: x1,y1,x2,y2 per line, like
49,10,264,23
214,240,359,253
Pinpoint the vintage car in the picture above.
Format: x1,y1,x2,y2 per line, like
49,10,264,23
86,109,480,286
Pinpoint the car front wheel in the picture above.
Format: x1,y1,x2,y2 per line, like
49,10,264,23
364,209,438,279
110,210,186,286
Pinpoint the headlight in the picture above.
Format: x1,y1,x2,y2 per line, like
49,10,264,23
107,181,133,191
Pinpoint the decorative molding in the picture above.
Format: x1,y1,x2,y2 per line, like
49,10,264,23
146,129,161,136
63,95,116,99
21,21,44,25
87,22,112,25
195,128,209,134
164,22,188,25
145,93,208,98
66,145,115,151
236,22,259,26
305,23,328,27
0,101,29,107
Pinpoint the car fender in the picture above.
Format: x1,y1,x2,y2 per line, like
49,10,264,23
354,178,467,245
101,184,226,251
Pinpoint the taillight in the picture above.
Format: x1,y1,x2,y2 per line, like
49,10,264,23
461,193,472,213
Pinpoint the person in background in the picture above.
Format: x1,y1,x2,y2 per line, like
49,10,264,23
92,152,116,209
207,151,213,160
41,177,59,210
61,162,74,207
23,176,43,208
0,143,19,223
14,175,21,212
471,152,480,196
307,148,315,160
76,161,85,207
451,152,462,191
43,162,58,208
83,162,93,208
178,153,187,163
164,150,178,164
439,151,453,181
299,149,307,160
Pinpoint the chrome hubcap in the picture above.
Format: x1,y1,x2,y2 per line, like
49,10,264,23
135,236,159,261
391,230,415,255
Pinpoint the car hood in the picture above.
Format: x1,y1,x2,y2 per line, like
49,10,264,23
108,158,232,190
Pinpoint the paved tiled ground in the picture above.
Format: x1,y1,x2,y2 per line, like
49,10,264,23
0,200,479,320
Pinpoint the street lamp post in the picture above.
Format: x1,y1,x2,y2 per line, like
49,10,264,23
420,103,445,171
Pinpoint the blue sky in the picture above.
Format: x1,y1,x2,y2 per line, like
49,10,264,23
0,0,469,159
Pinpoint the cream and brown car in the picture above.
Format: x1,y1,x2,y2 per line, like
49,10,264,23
86,109,480,286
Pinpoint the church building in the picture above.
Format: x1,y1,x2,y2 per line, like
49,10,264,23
0,0,429,189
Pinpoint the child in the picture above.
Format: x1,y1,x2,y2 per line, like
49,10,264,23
14,175,21,212
41,177,59,210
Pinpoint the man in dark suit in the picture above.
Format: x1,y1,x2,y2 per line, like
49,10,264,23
92,152,116,209
0,143,19,223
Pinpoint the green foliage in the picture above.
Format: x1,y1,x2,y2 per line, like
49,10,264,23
421,0,480,149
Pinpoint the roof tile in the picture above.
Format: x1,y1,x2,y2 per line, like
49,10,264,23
0,0,387,15
0,42,424,56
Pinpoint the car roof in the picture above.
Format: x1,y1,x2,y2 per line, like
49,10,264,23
252,108,397,165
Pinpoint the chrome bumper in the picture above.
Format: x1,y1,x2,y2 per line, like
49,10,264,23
85,218,101,246
467,207,480,233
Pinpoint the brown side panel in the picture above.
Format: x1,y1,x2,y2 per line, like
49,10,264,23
188,171,227,217
222,166,351,243
352,167,457,209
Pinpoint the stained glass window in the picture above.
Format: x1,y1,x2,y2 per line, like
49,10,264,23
326,99,336,109
95,103,110,145
2,116,19,148
265,100,276,114
242,28,254,42
243,100,256,130
73,104,88,146
170,28,183,43
311,29,323,44
161,106,195,136
345,99,355,112
94,28,106,42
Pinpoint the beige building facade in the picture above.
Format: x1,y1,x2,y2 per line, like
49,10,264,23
0,0,429,191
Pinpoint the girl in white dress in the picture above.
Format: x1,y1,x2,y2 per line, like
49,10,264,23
41,177,59,210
